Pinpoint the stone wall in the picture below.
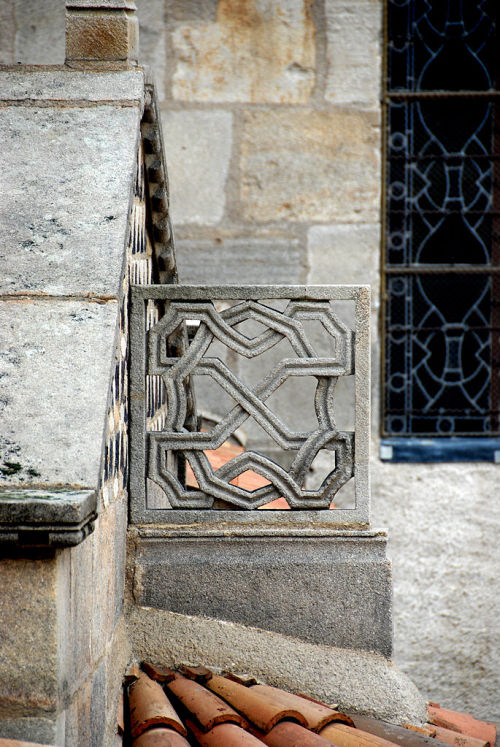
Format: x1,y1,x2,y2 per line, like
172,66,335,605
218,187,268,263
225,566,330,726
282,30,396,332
0,67,142,745
1,0,499,721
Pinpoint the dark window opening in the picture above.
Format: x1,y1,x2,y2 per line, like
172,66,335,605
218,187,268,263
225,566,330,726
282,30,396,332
382,0,500,448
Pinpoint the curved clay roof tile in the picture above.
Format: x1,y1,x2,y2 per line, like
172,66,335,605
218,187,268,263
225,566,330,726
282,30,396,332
167,675,249,732
206,675,308,733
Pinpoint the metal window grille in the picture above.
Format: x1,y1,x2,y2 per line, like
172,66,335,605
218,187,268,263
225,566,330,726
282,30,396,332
382,0,500,439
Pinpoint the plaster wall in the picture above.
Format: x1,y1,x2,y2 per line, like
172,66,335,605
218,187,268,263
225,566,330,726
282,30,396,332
1,0,499,720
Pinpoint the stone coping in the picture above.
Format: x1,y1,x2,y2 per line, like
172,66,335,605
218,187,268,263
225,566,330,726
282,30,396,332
0,68,144,103
0,488,97,547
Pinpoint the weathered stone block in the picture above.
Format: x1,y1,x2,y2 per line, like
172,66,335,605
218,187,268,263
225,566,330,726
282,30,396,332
241,110,380,222
171,0,315,103
134,530,393,656
161,109,232,225
0,554,58,718
325,0,381,109
0,299,118,488
65,9,138,62
176,233,306,284
0,103,140,296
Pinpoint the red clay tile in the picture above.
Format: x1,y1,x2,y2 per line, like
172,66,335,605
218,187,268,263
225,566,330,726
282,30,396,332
319,722,400,746
258,497,290,509
430,724,489,747
251,684,353,732
166,675,248,732
178,664,213,682
294,693,339,710
129,672,187,739
125,663,142,684
223,671,258,687
428,706,496,746
132,728,191,746
187,719,266,746
207,674,307,733
262,721,334,746
404,724,436,737
350,715,451,746
141,662,178,683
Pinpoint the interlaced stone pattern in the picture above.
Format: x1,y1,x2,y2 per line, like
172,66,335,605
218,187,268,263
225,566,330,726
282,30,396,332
130,285,370,523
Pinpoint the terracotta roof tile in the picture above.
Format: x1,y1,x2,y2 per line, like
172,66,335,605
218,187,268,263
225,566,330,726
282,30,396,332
122,663,498,747
261,721,335,745
351,715,452,746
429,724,489,747
187,719,267,746
166,675,249,732
178,664,213,682
129,672,187,739
319,721,402,746
428,705,497,747
250,684,353,732
131,728,191,746
206,674,308,732
141,661,178,683
223,671,258,686
125,662,142,683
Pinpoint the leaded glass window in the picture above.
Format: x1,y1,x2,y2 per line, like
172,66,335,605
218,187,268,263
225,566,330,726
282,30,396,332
383,0,500,439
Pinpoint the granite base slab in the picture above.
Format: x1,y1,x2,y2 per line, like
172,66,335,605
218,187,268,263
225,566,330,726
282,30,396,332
132,527,392,657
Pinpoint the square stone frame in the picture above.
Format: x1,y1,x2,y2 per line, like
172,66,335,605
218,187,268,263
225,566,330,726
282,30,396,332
129,285,370,528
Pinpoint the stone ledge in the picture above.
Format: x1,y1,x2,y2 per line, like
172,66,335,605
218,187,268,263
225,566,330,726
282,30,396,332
0,68,144,103
0,489,97,547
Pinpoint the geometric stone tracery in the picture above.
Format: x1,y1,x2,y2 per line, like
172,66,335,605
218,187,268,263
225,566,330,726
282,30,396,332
145,296,354,509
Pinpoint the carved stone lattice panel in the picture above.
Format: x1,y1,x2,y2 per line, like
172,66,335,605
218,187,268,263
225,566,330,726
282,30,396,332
130,286,370,526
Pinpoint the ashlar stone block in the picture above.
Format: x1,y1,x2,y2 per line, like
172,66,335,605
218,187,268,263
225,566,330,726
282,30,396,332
161,109,232,225
171,0,315,103
65,8,139,63
241,109,380,223
325,0,381,109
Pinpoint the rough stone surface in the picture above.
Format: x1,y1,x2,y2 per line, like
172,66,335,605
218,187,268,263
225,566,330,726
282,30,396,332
133,532,392,656
176,233,306,284
65,9,139,62
0,716,63,743
127,605,427,726
171,0,315,103
0,554,58,718
161,109,232,225
13,0,65,65
325,0,381,108
0,299,118,488
0,104,140,296
0,69,144,101
241,109,380,222
371,460,500,721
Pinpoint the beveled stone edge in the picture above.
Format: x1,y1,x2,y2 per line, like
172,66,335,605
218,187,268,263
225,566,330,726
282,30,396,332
0,489,97,547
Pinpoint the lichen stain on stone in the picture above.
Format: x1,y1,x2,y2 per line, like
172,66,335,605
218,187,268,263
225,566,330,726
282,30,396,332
172,0,315,103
